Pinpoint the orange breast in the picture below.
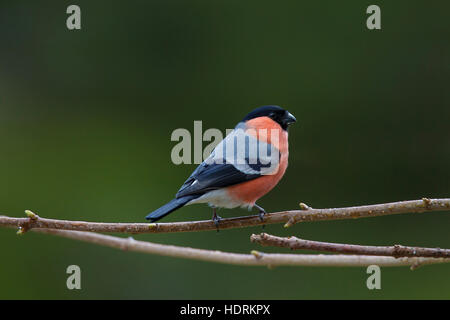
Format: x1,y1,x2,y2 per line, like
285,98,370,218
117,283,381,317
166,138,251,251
226,117,289,205
244,116,288,153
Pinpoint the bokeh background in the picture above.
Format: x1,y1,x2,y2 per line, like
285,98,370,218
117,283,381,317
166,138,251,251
0,0,449,299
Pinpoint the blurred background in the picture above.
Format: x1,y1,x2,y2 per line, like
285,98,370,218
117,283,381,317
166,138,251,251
0,0,449,299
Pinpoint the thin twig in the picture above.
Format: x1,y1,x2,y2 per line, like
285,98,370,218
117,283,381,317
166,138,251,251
0,198,449,234
251,233,450,258
30,228,450,268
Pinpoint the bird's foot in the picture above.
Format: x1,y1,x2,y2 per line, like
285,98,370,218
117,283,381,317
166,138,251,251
259,212,266,230
212,209,222,232
254,204,266,221
258,210,266,222
254,204,266,229
213,214,222,227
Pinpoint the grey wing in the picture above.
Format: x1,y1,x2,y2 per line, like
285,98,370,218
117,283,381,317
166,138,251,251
175,124,280,198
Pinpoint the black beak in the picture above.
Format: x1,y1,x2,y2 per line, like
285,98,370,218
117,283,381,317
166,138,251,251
283,111,296,126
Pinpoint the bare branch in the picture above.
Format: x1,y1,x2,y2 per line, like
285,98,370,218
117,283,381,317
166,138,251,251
0,198,449,234
2,199,449,268
251,233,450,258
32,228,450,268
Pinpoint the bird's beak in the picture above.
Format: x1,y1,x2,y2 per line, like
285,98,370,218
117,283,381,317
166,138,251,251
284,111,296,126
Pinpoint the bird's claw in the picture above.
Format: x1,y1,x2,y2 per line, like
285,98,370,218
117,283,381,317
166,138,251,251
258,211,265,222
213,215,222,226
253,204,267,229
212,213,222,232
258,208,266,229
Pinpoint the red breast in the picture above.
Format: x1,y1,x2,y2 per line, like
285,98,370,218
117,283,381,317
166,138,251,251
226,116,289,205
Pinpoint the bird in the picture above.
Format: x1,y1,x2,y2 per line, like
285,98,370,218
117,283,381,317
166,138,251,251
145,105,296,226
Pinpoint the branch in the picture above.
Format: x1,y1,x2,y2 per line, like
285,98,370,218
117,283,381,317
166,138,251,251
0,198,449,234
31,228,450,269
251,233,450,258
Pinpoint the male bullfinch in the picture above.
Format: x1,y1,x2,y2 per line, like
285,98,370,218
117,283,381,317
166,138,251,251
146,105,296,225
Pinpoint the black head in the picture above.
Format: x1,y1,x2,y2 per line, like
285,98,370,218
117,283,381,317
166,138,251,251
242,105,296,130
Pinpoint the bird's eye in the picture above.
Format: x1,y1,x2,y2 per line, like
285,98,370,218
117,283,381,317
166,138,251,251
269,112,275,118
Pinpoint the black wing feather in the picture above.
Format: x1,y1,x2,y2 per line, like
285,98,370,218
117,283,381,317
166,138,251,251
175,162,260,198
175,125,281,199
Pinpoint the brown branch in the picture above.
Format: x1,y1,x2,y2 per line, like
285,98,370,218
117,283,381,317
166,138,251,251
0,198,449,234
251,233,450,258
31,228,450,268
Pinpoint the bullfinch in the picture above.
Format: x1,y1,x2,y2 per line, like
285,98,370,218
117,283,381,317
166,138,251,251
146,105,296,225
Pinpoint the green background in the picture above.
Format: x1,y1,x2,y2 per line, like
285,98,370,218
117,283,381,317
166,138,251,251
0,1,449,299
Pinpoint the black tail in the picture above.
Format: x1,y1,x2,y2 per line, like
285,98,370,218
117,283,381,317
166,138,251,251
145,195,200,222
